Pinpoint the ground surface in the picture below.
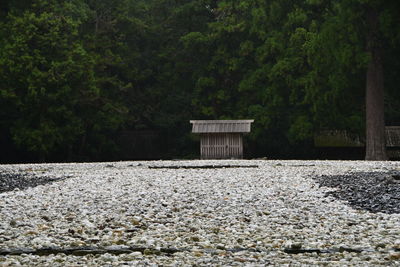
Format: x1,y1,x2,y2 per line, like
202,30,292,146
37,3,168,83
0,160,399,266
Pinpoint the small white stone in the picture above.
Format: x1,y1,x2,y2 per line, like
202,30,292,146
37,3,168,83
122,252,142,260
1,160,399,265
81,219,95,228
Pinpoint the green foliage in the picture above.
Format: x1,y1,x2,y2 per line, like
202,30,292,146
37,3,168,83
1,0,399,162
0,0,127,161
1,7,85,159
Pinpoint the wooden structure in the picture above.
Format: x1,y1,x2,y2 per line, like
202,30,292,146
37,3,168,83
314,127,400,148
190,120,254,159
385,126,400,147
314,126,400,159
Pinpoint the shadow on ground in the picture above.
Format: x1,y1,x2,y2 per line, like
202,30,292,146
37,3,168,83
0,172,66,193
314,172,400,214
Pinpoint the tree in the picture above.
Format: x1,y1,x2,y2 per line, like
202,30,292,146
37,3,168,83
184,0,400,159
2,0,399,162
182,0,320,157
363,0,400,160
121,0,217,156
365,4,386,160
0,0,127,161
305,0,400,160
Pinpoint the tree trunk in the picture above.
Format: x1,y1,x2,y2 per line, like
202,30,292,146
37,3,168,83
365,7,387,161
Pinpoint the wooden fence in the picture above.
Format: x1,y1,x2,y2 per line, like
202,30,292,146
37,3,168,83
200,133,243,159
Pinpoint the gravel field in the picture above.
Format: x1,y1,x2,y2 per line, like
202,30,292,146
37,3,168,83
0,160,399,266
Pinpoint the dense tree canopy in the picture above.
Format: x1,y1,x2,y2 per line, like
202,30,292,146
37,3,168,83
0,0,399,162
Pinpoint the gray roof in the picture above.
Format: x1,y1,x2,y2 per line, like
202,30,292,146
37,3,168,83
190,120,254,133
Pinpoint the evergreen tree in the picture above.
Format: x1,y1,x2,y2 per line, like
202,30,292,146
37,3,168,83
305,0,400,160
0,0,127,161
1,0,399,161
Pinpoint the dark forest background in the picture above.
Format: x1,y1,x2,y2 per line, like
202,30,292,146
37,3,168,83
1,0,399,163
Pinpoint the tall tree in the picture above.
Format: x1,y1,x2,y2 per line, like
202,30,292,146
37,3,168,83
306,0,400,160
183,0,320,157
365,4,386,160
0,0,127,161
2,0,399,162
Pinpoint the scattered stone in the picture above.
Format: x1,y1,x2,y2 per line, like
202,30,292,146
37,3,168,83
0,172,67,193
314,172,400,214
291,243,303,250
9,220,17,227
388,252,400,260
0,160,399,265
148,165,258,169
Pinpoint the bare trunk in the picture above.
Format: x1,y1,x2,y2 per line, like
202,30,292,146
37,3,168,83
365,8,387,161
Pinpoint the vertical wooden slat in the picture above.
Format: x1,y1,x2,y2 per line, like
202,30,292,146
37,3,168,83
230,133,233,158
216,134,218,158
223,133,225,159
234,134,236,158
213,134,215,159
221,134,223,159
233,134,235,158
234,134,237,158
218,134,220,158
207,134,209,159
203,134,206,159
226,133,228,158
217,134,219,158
215,135,217,158
239,134,243,159
210,134,212,159
236,134,239,159
206,134,209,159
201,135,203,159
201,136,203,159
205,134,207,159
218,135,220,158
229,133,231,159
205,134,208,159
239,134,241,158
221,134,224,159
224,134,226,158
231,134,234,158
217,134,219,159
238,134,240,158
225,134,227,158
219,134,221,159
225,134,232,158
223,134,225,159
222,134,224,159
198,131,246,159
206,134,208,159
